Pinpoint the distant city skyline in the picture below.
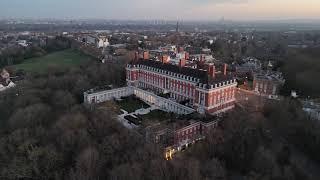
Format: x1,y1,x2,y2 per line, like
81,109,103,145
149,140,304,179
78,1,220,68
1,0,320,21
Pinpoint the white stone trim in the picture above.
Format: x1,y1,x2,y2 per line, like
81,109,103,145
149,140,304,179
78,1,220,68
210,105,235,115
84,87,133,104
84,86,195,115
204,99,236,110
196,83,237,93
131,67,199,84
132,87,195,115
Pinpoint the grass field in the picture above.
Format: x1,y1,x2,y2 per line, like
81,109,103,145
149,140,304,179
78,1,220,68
11,49,92,73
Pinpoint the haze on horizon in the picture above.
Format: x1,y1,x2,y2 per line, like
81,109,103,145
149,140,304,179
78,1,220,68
1,0,320,21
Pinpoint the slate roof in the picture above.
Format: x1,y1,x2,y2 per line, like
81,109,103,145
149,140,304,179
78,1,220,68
129,59,235,85
129,59,208,82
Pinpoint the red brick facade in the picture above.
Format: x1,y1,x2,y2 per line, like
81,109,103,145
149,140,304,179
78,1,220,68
126,60,237,115
173,121,218,146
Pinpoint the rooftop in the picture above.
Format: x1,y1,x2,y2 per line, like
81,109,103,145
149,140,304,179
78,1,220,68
254,71,285,83
129,59,208,81
129,59,235,85
207,73,235,85
85,85,113,94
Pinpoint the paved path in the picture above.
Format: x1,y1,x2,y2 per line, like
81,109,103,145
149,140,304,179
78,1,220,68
117,106,158,129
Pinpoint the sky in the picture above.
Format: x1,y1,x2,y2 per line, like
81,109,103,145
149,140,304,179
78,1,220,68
0,0,320,21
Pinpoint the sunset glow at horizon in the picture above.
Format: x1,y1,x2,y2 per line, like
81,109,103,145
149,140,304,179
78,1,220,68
0,0,319,20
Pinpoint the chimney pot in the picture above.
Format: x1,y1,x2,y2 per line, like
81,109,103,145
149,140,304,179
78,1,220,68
224,63,228,76
179,58,186,68
143,51,149,60
134,52,139,61
161,55,169,63
208,63,215,78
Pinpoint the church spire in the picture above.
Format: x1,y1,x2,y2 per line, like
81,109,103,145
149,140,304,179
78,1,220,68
176,21,179,33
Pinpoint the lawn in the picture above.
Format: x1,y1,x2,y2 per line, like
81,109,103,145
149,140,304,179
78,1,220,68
137,109,177,126
11,49,92,73
116,95,150,113
97,101,122,115
139,110,171,122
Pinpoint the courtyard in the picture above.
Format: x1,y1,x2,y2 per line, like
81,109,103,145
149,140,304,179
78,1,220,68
116,95,150,113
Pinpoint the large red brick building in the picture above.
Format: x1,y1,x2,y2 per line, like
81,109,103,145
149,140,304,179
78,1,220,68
173,120,218,147
126,55,237,115
146,119,219,158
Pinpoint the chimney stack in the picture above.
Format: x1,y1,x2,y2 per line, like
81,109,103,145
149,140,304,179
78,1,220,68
134,52,139,61
161,55,169,63
185,52,190,60
208,63,215,78
179,58,186,68
224,63,227,76
143,51,149,60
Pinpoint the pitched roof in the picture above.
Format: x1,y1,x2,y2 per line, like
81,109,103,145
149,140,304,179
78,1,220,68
129,59,208,82
129,59,235,85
